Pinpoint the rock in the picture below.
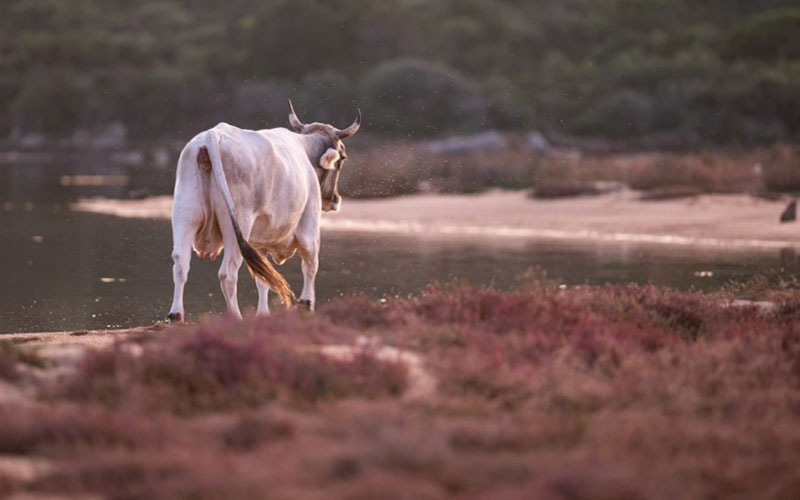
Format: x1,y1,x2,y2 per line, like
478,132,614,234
91,122,127,149
68,129,92,148
425,130,507,154
780,200,796,223
127,188,151,200
525,131,551,153
110,150,144,166
18,133,47,149
151,147,171,169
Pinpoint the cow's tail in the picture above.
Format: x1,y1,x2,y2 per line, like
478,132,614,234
204,130,295,307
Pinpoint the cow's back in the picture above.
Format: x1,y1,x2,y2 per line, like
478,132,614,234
214,124,315,245
173,123,316,253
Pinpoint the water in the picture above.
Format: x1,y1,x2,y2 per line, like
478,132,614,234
0,160,792,333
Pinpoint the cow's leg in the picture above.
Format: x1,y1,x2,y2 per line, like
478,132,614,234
168,221,197,322
296,237,320,311
293,206,321,312
217,212,259,319
255,280,270,315
217,213,253,319
218,247,243,319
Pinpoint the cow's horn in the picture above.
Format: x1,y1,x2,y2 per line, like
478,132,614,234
287,99,306,132
336,109,361,139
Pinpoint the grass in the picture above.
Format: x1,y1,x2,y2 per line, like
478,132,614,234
342,136,799,199
0,340,45,380
2,282,800,498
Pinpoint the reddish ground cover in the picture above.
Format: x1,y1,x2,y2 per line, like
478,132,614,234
1,282,799,499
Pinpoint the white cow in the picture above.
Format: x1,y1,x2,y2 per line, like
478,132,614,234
167,100,361,321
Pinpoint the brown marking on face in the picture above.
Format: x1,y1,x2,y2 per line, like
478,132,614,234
197,147,212,172
317,139,346,211
297,121,353,211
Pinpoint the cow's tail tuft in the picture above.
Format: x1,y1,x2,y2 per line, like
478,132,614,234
232,220,295,306
204,130,295,307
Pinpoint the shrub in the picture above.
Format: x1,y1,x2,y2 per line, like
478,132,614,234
60,327,408,413
0,405,156,454
359,58,486,136
10,69,93,136
723,8,800,61
232,80,292,130
0,340,45,380
570,89,655,138
718,67,800,144
638,185,704,200
338,140,421,198
532,180,601,199
626,153,755,193
762,145,800,192
222,414,294,451
341,136,540,198
482,76,534,129
0,343,21,380
297,71,357,127
4,283,800,499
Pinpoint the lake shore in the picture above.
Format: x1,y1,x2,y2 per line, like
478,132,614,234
73,190,800,250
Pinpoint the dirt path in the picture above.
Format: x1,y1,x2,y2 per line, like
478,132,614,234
73,190,800,250
6,325,164,349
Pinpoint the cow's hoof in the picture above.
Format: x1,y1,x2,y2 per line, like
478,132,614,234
295,300,313,312
166,312,183,323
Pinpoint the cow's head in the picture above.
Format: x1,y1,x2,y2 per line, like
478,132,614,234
288,100,360,212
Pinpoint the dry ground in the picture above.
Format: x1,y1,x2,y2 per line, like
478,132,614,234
74,190,800,251
0,282,799,499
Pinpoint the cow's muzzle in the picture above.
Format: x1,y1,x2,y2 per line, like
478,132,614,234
323,194,341,212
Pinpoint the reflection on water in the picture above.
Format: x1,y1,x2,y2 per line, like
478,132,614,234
0,206,784,334
0,160,793,333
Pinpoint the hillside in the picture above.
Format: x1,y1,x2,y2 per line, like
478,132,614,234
2,0,799,146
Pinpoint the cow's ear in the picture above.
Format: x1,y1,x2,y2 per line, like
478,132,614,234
319,148,340,170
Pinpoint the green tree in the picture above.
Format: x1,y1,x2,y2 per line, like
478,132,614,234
724,8,800,61
359,58,485,135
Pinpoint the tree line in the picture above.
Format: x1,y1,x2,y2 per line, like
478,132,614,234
1,0,799,147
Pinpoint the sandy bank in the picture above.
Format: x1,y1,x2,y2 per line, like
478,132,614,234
72,190,800,250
